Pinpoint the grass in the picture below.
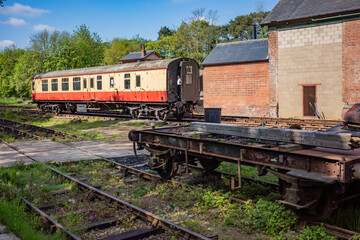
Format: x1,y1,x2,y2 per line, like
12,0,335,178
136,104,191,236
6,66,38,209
0,110,141,141
0,191,66,240
0,97,36,107
217,161,279,184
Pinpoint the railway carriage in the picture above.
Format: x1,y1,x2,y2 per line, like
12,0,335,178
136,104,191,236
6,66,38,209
31,58,200,120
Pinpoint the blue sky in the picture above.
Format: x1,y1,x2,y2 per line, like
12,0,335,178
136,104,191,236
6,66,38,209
0,0,278,49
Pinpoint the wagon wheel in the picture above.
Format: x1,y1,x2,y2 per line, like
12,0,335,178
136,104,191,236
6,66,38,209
53,106,61,115
155,110,168,121
174,111,185,121
199,158,221,172
291,186,337,221
156,158,178,179
130,109,141,119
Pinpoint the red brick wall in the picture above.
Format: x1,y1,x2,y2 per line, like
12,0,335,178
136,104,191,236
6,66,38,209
268,31,279,117
343,19,360,116
203,61,270,117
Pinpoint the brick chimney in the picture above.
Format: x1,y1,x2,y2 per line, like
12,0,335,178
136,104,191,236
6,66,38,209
141,44,146,57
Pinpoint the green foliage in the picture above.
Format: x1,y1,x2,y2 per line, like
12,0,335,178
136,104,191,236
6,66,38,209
228,11,269,40
0,193,65,240
226,199,298,236
294,224,336,240
104,36,147,65
158,26,176,39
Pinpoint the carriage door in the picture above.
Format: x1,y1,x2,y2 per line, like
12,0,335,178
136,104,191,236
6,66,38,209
180,60,199,102
89,77,95,101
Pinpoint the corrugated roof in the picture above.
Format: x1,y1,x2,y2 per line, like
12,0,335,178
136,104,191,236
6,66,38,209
120,50,156,61
202,39,268,66
262,0,360,25
32,58,178,79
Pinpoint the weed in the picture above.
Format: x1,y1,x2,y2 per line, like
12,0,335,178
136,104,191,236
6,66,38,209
293,224,336,240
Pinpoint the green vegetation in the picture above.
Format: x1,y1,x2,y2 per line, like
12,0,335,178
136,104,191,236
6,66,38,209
0,8,269,98
0,192,66,240
0,110,144,141
0,97,36,107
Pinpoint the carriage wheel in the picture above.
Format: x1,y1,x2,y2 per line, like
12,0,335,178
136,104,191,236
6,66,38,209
199,158,221,172
130,109,141,119
156,158,178,179
155,111,168,121
53,106,61,115
174,111,185,121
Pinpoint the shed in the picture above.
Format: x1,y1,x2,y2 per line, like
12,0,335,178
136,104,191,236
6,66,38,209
202,39,270,117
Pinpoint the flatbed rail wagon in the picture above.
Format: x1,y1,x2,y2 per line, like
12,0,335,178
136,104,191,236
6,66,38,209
128,112,360,220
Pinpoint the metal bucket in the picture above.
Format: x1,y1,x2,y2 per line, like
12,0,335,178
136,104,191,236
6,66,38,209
204,108,221,123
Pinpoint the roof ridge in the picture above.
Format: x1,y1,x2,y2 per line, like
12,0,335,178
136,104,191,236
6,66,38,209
217,38,268,46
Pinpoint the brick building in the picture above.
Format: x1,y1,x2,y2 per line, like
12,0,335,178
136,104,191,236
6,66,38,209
202,39,270,116
262,0,360,119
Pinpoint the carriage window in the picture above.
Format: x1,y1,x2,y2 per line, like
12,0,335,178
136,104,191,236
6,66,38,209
83,78,87,89
90,78,94,88
62,78,69,91
73,77,81,91
32,82,35,91
124,73,130,89
42,80,48,91
97,76,102,90
110,77,114,88
136,75,141,87
51,79,58,91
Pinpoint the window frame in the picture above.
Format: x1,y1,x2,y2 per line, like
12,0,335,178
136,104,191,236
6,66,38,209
73,77,81,91
90,78,94,88
136,75,141,87
97,75,102,90
42,79,48,92
51,79,58,91
62,78,69,91
124,73,131,90
110,76,114,88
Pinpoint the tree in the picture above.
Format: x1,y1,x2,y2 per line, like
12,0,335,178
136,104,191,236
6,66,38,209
0,46,24,97
228,11,269,40
104,36,147,65
157,26,176,40
0,0,6,7
69,25,104,68
145,35,177,59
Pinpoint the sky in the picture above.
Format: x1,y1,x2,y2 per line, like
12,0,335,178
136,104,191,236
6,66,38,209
0,0,278,49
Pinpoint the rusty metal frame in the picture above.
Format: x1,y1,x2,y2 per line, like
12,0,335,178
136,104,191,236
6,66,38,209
134,126,360,184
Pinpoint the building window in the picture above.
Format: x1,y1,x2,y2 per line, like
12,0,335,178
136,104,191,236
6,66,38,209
303,86,316,116
90,78,94,88
136,75,141,87
51,79,58,91
73,77,81,90
62,78,69,91
83,78,87,89
97,75,102,90
110,77,114,88
42,80,48,91
124,73,130,89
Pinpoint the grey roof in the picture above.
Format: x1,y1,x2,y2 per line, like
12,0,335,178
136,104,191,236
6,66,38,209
32,58,179,79
202,39,268,66
262,0,360,25
120,50,156,61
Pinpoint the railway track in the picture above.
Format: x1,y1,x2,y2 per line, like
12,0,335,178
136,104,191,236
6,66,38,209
0,118,82,141
1,136,359,239
0,104,343,130
0,139,212,240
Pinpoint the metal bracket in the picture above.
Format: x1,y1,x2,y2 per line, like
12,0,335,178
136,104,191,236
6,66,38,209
231,149,243,190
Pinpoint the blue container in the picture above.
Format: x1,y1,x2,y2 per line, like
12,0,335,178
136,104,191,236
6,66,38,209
204,108,221,123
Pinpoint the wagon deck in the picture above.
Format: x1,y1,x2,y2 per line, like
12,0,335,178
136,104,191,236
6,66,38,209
129,123,360,220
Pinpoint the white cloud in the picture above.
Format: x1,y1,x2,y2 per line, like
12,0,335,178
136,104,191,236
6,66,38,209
33,24,57,32
0,3,50,17
0,40,16,48
0,17,27,27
